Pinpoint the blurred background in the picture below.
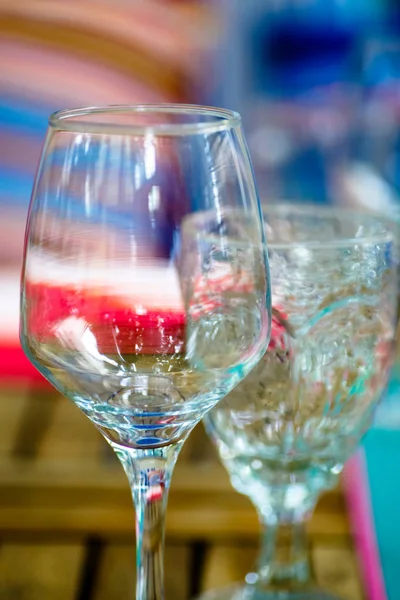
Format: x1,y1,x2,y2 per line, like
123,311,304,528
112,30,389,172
3,0,400,384
3,0,400,278
1,1,400,599
211,0,400,210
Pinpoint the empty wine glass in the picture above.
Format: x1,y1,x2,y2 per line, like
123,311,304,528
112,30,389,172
19,105,271,600
200,204,398,600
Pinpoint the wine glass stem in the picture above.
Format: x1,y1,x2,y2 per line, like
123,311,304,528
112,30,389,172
255,517,311,590
114,441,184,600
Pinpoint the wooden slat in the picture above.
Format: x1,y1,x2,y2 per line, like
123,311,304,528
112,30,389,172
179,422,218,463
0,389,366,599
165,544,192,600
0,504,350,542
0,451,345,502
0,494,349,542
38,394,106,461
94,542,191,600
0,389,31,455
0,452,350,540
12,390,58,457
0,542,84,600
200,544,258,593
312,544,364,600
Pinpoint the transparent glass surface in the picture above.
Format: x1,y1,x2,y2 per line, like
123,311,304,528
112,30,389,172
200,205,398,600
19,104,271,600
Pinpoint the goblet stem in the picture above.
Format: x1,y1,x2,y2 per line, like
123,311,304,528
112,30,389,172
253,517,311,592
113,440,185,600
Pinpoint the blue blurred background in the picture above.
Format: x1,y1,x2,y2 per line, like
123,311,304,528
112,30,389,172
2,0,400,271
210,0,400,210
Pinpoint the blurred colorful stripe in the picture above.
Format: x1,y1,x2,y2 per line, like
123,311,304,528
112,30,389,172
0,0,213,74
0,0,215,208
0,0,215,374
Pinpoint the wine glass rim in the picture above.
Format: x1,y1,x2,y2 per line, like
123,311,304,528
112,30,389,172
264,203,395,249
48,104,241,135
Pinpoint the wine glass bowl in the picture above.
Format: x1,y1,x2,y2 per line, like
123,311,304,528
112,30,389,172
20,104,271,599
202,204,398,599
22,208,267,449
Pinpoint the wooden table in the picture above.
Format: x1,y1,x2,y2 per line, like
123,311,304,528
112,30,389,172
0,386,365,600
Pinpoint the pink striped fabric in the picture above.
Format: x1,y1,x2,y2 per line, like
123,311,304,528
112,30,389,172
0,39,169,107
0,0,215,73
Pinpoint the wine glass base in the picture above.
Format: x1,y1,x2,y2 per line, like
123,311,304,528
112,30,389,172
195,583,345,600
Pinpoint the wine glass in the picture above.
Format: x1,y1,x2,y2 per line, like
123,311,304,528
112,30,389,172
199,204,398,600
19,105,271,600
